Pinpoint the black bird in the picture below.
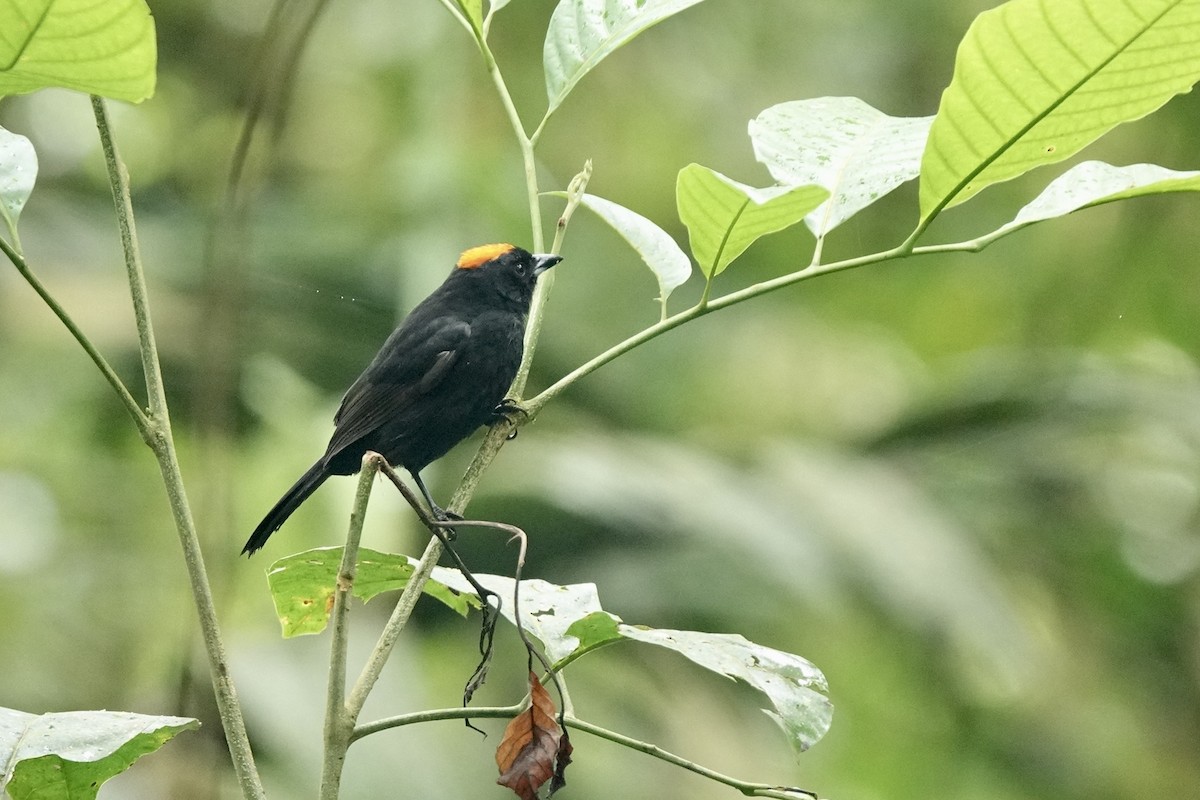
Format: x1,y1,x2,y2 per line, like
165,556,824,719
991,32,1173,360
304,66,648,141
243,243,561,555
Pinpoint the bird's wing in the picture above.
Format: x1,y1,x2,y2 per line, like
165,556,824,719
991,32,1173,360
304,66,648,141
324,318,472,461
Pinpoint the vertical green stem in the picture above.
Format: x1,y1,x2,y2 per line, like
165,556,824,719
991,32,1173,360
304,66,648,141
91,96,265,800
320,455,380,800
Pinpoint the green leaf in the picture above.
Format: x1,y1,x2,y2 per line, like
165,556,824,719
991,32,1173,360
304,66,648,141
543,0,708,117
562,610,624,655
920,0,1200,221
0,707,197,800
575,192,692,312
0,0,156,102
619,627,833,754
0,126,36,245
749,97,933,237
428,570,833,753
676,163,827,277
995,160,1200,238
456,0,483,29
267,547,478,637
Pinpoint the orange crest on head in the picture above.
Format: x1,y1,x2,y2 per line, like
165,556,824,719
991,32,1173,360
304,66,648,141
457,243,515,269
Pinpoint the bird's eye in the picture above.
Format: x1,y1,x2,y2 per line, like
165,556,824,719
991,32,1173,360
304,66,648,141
514,262,527,276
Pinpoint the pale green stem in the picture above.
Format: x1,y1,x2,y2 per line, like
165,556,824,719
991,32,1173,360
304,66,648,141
319,455,381,800
92,96,265,800
1,236,148,432
352,706,816,799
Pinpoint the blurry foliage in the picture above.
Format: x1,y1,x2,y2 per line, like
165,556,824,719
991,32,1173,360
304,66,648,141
2,0,1199,799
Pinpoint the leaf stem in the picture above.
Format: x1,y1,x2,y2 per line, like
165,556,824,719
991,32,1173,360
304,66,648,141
91,96,266,800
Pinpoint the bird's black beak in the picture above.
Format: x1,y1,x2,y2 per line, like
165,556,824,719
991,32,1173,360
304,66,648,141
532,253,563,276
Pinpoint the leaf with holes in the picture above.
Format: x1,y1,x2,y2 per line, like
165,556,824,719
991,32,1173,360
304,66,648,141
919,0,1200,221
749,97,933,237
267,547,478,637
619,627,833,754
0,0,156,102
543,0,709,117
994,160,1200,238
676,163,827,277
495,673,566,800
431,570,835,754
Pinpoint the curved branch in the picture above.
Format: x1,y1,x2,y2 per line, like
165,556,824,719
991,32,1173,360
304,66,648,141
353,706,816,799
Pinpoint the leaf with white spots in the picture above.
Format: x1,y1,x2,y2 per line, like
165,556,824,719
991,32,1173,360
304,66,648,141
750,97,932,237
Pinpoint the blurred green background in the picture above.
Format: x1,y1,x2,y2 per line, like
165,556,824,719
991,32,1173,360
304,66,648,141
2,0,1199,798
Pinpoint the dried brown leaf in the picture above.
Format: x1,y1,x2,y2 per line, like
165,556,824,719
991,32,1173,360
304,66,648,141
496,672,564,800
549,729,573,796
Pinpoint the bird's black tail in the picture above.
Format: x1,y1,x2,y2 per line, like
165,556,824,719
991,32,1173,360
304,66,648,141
242,461,329,556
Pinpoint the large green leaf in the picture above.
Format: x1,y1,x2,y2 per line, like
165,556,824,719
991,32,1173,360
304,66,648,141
676,163,827,277
0,708,197,800
575,192,692,313
0,125,36,246
920,0,1200,221
0,0,156,102
750,97,933,237
543,0,708,117
267,547,479,637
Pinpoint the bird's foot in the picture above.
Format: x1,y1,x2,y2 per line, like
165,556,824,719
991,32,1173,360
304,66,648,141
491,397,530,440
429,503,462,541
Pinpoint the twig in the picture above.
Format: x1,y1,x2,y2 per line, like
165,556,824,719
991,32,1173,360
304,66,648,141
91,96,265,799
319,453,381,800
0,236,148,433
351,706,817,799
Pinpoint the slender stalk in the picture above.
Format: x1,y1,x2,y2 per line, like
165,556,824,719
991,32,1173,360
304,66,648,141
565,716,816,800
352,707,815,799
478,37,541,249
319,454,381,800
526,242,914,411
91,97,265,800
524,229,1018,411
352,704,522,742
1,237,148,432
434,0,478,40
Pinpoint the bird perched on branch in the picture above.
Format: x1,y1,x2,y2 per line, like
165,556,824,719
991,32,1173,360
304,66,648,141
243,243,562,555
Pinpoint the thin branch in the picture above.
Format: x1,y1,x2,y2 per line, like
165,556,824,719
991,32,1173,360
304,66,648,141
92,97,169,423
352,707,816,799
1,236,149,433
566,716,817,800
549,160,592,255
525,240,916,412
523,227,1016,413
91,97,266,800
319,453,382,800
352,704,523,741
434,0,480,41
